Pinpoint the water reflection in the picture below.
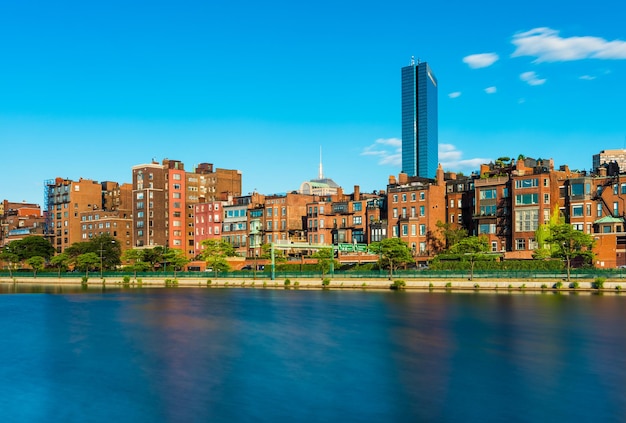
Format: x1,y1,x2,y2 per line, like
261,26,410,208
0,288,624,422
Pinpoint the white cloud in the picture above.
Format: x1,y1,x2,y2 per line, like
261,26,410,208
579,74,596,80
520,71,546,86
463,53,499,69
362,140,491,174
448,91,462,99
438,144,490,172
484,86,497,94
361,138,402,166
512,27,626,62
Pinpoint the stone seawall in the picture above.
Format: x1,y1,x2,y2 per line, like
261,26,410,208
1,276,624,293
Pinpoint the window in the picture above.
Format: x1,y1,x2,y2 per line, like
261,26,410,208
411,193,416,201
544,194,550,204
491,242,498,252
516,238,526,250
515,194,538,205
479,224,496,234
393,208,398,218
515,209,539,232
402,225,408,236
173,173,181,180
419,224,426,236
614,202,619,217
572,205,583,217
353,216,362,225
411,224,416,236
515,178,539,189
402,194,407,202
420,192,425,200
544,178,549,187
393,195,398,203
450,199,454,208
419,206,425,216
480,205,496,216
479,189,496,200
597,203,602,217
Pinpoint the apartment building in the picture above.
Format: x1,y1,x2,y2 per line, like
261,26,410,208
305,186,386,247
0,200,45,247
445,173,474,237
194,201,225,256
386,165,446,257
45,178,107,253
132,159,242,257
262,192,311,246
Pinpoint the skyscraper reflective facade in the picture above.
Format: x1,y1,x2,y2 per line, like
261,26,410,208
401,59,438,178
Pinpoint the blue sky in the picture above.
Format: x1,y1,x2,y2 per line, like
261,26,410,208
1,0,625,205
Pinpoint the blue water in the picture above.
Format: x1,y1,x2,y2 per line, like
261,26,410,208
0,286,625,422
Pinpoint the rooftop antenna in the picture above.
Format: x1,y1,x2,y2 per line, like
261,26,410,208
410,56,415,66
319,146,324,179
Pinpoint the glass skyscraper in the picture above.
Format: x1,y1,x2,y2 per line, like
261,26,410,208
401,59,438,178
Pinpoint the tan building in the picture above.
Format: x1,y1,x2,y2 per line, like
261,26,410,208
45,178,132,253
593,149,626,172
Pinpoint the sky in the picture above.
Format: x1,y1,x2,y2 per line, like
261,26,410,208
1,0,625,205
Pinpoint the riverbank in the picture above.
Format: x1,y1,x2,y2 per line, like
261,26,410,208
1,275,624,293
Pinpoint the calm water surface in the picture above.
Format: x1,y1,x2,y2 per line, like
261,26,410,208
0,285,625,422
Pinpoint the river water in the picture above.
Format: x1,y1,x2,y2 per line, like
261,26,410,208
0,285,624,422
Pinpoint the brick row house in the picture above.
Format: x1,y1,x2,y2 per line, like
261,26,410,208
15,150,626,269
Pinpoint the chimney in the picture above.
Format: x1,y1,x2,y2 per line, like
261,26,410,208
354,185,360,201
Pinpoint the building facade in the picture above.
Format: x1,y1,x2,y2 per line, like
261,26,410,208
401,58,438,179
593,149,626,172
386,166,446,258
132,159,242,257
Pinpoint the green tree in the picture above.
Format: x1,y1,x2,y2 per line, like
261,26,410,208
260,243,286,262
311,248,338,278
25,256,45,278
369,238,414,279
143,246,165,271
121,248,151,277
50,252,71,277
533,204,562,259
164,248,189,277
201,240,236,275
75,252,100,278
435,220,468,252
65,234,121,271
546,223,595,281
449,236,490,280
7,236,54,261
0,247,20,277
